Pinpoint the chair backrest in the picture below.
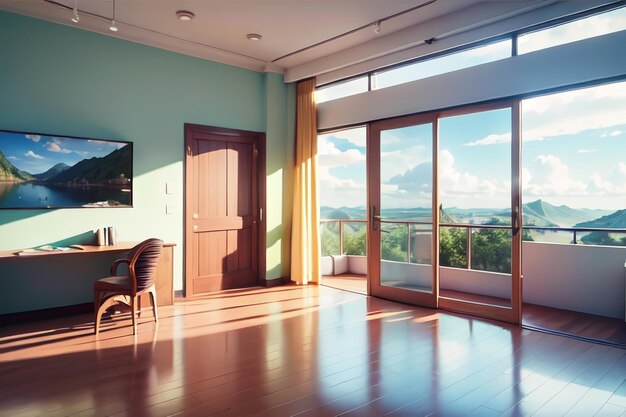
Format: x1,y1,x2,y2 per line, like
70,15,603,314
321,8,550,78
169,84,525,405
128,238,164,294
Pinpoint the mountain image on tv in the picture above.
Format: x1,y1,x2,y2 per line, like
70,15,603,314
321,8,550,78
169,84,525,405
0,131,132,209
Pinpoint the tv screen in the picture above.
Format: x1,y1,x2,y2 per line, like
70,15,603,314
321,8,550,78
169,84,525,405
0,129,132,209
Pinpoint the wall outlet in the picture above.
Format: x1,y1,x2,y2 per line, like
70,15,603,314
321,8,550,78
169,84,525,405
166,204,175,214
166,182,177,195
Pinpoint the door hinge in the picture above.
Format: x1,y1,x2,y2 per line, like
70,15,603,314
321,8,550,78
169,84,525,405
187,146,192,156
259,208,263,222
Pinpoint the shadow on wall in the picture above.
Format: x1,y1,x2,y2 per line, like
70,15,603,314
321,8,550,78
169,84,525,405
0,209,51,226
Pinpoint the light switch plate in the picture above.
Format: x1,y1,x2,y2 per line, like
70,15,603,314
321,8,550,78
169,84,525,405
166,182,176,195
166,204,175,214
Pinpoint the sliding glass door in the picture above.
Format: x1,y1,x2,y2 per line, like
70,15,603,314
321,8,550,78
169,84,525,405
436,102,522,324
368,114,438,308
368,102,522,323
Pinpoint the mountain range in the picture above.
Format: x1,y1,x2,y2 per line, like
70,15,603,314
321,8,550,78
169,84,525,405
0,145,131,185
32,163,70,181
575,209,626,228
321,199,624,228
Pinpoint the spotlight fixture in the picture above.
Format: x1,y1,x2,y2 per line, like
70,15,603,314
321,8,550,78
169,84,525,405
71,0,79,23
109,0,118,32
176,10,195,21
374,21,381,34
246,33,262,41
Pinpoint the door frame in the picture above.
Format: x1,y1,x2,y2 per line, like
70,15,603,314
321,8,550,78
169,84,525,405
368,112,440,309
435,100,522,324
366,100,523,324
183,123,266,297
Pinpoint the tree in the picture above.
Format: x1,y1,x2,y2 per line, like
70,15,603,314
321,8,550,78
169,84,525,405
439,227,467,268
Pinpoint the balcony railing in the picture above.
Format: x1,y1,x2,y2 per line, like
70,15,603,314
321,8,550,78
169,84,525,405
320,218,626,274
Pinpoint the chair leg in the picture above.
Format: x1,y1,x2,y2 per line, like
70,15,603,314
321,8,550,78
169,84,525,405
95,295,118,335
93,289,101,323
149,288,158,323
137,295,142,318
130,296,137,335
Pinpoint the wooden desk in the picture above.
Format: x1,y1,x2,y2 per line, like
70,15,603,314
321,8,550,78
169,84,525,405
0,242,175,307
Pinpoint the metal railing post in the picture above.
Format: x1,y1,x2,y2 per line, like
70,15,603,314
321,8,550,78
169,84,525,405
572,229,577,245
407,222,411,263
466,227,472,269
339,220,344,255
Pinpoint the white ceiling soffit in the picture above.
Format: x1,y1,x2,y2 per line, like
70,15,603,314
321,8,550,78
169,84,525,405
0,0,619,77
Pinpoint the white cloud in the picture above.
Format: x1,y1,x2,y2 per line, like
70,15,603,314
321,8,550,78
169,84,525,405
464,132,511,146
318,168,366,208
386,149,509,208
319,127,366,148
518,9,626,54
24,134,41,143
45,141,72,154
601,130,622,138
381,145,428,181
439,150,482,195
522,82,626,142
318,137,365,168
524,154,586,196
577,149,596,154
25,150,44,160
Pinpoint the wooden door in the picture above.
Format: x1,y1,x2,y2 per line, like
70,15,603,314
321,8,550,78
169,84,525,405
185,124,265,295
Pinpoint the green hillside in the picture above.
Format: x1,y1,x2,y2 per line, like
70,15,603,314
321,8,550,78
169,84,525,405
576,210,626,246
0,150,33,182
49,145,131,184
522,199,611,227
575,209,626,228
33,163,70,180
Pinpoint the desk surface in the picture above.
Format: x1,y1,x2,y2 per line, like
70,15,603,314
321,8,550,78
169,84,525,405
0,242,176,260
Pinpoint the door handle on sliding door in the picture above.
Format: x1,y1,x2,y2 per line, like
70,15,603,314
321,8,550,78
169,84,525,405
371,205,381,231
512,205,520,236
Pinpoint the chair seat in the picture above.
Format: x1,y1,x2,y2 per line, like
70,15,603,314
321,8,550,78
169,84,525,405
94,275,132,292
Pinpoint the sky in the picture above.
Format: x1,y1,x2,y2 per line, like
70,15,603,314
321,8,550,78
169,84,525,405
0,132,126,175
319,80,626,212
318,7,626,212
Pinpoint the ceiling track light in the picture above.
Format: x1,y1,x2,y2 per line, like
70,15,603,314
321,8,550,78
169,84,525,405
71,0,79,23
109,0,118,32
374,21,381,34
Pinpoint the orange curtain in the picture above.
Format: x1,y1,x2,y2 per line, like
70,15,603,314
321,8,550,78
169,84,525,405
291,78,320,285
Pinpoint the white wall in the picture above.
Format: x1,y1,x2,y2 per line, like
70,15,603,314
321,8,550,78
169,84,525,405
440,267,511,300
332,241,626,319
523,242,626,319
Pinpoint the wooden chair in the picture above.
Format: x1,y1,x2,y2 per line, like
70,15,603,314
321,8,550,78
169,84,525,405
93,238,164,335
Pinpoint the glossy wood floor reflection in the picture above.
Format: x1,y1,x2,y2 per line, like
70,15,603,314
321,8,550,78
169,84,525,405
1,285,626,417
323,275,626,348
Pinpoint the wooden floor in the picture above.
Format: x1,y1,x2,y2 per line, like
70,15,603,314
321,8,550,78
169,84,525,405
1,285,626,417
323,275,626,348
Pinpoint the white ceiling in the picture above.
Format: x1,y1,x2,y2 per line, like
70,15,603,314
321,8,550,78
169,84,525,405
0,0,608,78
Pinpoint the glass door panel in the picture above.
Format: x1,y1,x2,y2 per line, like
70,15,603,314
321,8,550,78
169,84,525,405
369,115,438,308
437,103,521,323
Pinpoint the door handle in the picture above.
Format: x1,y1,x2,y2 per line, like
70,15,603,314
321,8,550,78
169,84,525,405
512,205,520,236
371,205,381,231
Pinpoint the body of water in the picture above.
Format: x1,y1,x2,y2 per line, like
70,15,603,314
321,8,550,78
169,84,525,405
0,182,131,208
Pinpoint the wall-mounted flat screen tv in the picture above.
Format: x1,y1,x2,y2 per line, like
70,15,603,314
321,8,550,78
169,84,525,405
0,129,132,209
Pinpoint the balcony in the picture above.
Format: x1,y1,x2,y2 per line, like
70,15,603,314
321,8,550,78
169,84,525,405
321,219,626,323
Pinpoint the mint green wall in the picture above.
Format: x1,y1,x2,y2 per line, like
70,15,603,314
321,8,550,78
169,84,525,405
0,12,294,312
264,73,295,280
